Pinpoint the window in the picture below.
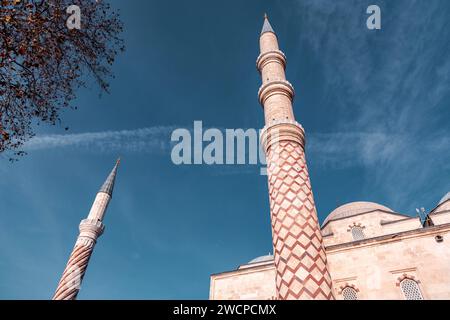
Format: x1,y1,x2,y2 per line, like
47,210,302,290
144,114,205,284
400,279,423,300
342,287,358,300
351,226,365,241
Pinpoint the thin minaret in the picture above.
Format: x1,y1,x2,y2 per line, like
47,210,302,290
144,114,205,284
257,14,334,300
53,159,120,300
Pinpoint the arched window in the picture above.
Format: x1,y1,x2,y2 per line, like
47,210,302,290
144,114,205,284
351,226,365,241
400,279,423,300
342,287,358,300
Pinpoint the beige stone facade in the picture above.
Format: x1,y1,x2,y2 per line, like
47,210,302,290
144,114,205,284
210,200,450,300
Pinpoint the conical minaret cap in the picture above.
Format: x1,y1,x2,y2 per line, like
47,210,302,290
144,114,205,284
99,158,120,197
261,13,275,35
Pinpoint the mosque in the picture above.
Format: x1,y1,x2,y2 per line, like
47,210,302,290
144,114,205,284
208,15,450,301
52,16,450,300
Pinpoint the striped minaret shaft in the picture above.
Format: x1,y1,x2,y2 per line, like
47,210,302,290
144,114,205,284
53,159,120,300
257,15,334,300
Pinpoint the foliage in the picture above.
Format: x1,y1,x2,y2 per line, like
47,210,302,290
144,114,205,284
0,0,124,158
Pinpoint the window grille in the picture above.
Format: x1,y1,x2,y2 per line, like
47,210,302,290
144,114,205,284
400,279,423,300
351,226,365,240
342,287,358,300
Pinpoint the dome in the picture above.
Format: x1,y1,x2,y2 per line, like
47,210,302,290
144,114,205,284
248,254,274,264
322,201,394,226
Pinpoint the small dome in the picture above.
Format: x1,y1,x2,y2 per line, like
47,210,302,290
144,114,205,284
322,201,394,226
248,254,274,264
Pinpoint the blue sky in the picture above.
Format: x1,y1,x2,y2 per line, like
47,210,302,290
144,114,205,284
1,0,450,299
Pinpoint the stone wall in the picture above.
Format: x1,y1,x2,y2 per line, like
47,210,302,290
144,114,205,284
210,210,450,300
210,263,276,300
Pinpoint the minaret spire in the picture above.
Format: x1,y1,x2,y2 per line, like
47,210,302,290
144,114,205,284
99,158,120,197
53,159,121,300
261,13,275,35
257,16,334,300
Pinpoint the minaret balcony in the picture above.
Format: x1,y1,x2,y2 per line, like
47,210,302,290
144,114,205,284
260,120,305,152
256,50,287,71
258,79,295,106
79,219,105,239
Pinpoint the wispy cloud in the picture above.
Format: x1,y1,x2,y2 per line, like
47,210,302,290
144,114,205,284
295,0,450,125
289,0,450,208
308,131,449,168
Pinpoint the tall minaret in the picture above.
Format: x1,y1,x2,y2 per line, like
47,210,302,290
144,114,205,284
257,14,334,300
53,159,120,300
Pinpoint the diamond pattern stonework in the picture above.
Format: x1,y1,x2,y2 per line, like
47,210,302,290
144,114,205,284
266,140,334,300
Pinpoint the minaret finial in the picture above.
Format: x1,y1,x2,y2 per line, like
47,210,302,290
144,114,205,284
264,12,268,20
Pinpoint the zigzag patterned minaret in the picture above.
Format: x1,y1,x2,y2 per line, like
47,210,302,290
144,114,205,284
257,14,334,300
53,159,120,300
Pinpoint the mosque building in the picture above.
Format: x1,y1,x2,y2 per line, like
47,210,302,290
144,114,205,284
209,15,450,300
210,197,450,300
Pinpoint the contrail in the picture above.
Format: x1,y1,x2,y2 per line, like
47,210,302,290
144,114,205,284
24,126,176,154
